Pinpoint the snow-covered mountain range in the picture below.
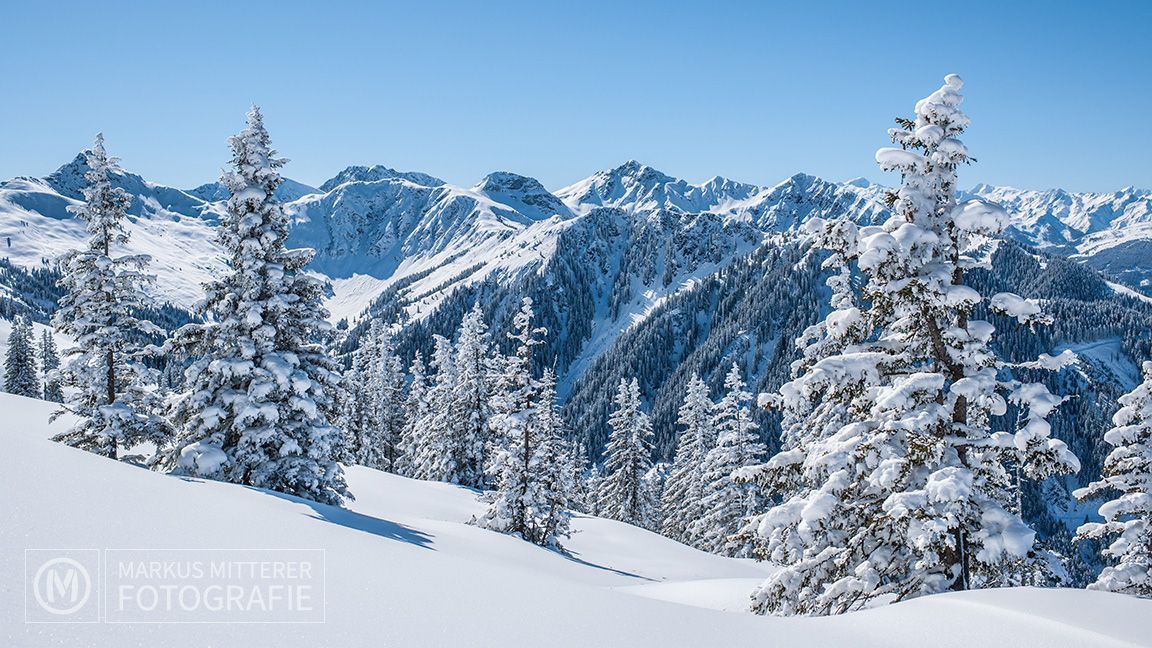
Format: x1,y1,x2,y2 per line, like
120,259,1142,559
1,153,1149,381
962,183,1152,288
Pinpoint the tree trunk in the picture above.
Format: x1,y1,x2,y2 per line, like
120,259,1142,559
922,263,973,591
107,349,117,460
104,230,117,461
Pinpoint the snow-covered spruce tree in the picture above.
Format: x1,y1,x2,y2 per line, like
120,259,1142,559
599,377,656,529
409,335,457,481
342,321,406,471
342,321,379,466
51,134,169,460
585,464,604,516
398,352,430,478
477,366,572,547
4,315,39,398
487,299,545,458
642,462,669,532
568,440,591,514
660,373,715,543
374,325,408,472
39,329,63,402
448,303,494,487
167,107,348,505
531,370,575,544
737,75,1080,615
692,363,765,556
475,298,550,540
1075,361,1152,597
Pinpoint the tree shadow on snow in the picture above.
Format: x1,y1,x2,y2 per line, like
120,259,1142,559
552,547,652,581
172,476,434,549
248,487,436,550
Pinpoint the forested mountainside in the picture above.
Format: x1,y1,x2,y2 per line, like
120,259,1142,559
359,232,1150,584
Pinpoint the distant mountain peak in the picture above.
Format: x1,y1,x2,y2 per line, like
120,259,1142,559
474,171,548,195
701,174,753,190
613,159,645,173
785,171,819,185
318,165,445,193
473,171,571,221
556,161,688,213
968,182,999,194
608,160,674,184
46,151,125,199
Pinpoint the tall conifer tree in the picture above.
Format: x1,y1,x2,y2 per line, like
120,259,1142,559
168,108,348,505
52,134,168,460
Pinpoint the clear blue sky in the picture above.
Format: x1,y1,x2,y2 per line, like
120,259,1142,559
2,0,1148,193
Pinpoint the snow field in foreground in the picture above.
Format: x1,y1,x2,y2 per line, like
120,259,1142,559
2,393,1150,647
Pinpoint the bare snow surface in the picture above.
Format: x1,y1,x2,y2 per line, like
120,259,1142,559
2,393,1150,647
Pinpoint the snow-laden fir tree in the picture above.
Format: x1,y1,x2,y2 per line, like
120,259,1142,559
585,464,604,516
568,440,591,514
692,363,765,556
448,303,494,487
342,321,379,466
342,320,406,471
475,298,549,539
477,365,573,547
1075,361,1152,597
374,325,408,472
660,373,715,543
51,134,169,460
167,107,348,505
487,299,545,455
642,461,669,532
531,370,575,544
738,75,1080,615
40,329,63,402
4,315,39,398
398,352,430,477
409,335,457,481
599,377,656,529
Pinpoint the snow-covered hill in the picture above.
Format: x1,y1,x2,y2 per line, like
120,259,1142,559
3,392,1150,648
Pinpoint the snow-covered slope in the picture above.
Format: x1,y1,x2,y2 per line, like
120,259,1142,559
0,155,228,307
283,166,575,320
3,392,1150,647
